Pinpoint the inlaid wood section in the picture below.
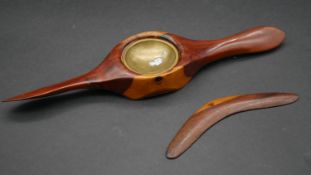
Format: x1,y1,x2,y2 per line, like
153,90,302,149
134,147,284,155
3,27,285,102
166,92,299,159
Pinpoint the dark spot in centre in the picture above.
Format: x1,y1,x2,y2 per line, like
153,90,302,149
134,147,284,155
155,76,163,83
208,102,215,107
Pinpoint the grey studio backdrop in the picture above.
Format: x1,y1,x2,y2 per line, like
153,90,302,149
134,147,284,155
0,0,310,175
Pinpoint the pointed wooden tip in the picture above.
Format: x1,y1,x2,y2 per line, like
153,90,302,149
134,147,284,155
281,92,299,103
2,95,31,102
2,89,50,102
2,91,46,102
166,148,182,159
2,74,96,102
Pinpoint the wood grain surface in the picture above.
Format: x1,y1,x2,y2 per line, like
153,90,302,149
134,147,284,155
166,92,299,159
3,26,285,102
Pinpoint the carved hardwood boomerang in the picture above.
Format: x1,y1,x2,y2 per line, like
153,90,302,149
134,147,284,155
167,92,299,159
3,26,284,102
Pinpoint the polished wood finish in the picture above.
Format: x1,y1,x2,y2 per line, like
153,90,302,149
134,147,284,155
166,92,299,159
3,26,285,102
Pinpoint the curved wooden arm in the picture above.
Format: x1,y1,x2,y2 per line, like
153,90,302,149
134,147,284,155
180,26,285,76
195,26,285,64
166,92,298,159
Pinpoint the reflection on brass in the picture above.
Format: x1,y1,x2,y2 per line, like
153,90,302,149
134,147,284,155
121,38,179,75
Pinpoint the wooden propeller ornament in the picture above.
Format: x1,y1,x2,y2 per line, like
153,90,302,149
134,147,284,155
3,26,285,102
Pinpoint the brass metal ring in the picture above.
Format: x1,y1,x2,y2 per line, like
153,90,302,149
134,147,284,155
121,38,179,75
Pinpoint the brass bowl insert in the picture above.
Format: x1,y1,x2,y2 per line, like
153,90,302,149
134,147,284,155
121,38,179,75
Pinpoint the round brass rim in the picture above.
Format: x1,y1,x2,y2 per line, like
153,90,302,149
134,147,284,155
121,38,179,75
